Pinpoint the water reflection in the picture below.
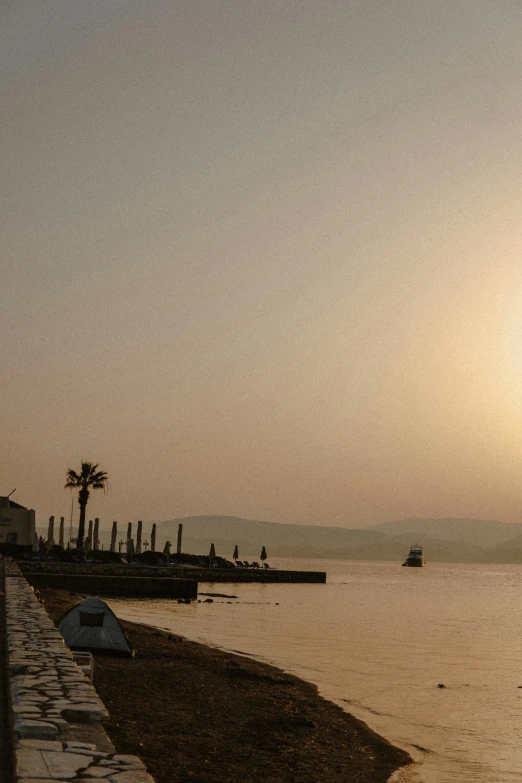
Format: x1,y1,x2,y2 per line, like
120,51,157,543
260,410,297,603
108,559,522,783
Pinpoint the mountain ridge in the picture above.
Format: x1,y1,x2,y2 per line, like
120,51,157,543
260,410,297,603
154,515,522,563
36,515,522,563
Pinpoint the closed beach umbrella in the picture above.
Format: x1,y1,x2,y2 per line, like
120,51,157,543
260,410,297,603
163,540,171,565
260,546,267,561
110,521,118,552
47,516,55,548
233,545,239,560
209,542,216,563
32,532,39,555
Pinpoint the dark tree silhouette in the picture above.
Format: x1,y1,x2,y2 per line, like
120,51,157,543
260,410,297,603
65,462,108,548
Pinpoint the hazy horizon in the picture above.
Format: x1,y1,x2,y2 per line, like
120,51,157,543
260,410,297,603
29,511,522,537
33,513,522,567
4,2,522,527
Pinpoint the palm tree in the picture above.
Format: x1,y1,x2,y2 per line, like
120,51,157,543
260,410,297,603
65,462,108,548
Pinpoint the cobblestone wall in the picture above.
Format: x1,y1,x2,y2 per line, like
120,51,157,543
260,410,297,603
4,560,156,783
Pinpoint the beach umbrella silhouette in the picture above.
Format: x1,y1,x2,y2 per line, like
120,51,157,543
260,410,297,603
260,546,267,561
233,545,239,560
163,540,171,565
209,542,216,564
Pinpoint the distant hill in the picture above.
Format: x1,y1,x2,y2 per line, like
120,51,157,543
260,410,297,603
473,533,522,564
37,514,522,564
156,515,522,563
154,516,522,563
341,532,487,564
156,515,389,560
369,517,522,547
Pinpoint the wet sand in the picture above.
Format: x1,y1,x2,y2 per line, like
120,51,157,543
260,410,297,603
41,588,411,783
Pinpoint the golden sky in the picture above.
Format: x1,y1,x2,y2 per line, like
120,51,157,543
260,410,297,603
3,1,522,526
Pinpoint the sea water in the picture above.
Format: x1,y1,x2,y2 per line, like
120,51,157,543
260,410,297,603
107,559,522,783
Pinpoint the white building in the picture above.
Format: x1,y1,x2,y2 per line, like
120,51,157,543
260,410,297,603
0,496,35,546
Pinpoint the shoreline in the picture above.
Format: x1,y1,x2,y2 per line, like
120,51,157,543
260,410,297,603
41,587,412,783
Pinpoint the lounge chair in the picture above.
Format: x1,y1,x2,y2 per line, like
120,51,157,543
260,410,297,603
243,561,251,567
251,561,260,568
263,563,271,569
234,560,244,567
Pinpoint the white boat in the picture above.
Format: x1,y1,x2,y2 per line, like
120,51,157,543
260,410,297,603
402,543,425,567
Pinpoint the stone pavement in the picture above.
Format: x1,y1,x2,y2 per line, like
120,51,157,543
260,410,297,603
16,740,153,782
0,557,15,782
4,559,156,783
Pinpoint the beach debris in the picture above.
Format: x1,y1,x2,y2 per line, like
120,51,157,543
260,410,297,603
437,683,446,688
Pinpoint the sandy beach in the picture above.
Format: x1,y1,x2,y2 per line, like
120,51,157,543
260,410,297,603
41,588,410,783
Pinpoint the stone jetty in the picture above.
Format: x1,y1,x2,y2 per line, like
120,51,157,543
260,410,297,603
18,561,326,586
18,562,199,598
3,558,156,783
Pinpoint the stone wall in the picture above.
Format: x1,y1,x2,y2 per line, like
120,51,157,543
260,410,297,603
22,571,199,598
19,561,327,584
4,559,156,782
19,563,184,578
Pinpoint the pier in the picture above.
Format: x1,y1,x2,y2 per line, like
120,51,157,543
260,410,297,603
18,561,326,586
18,563,199,598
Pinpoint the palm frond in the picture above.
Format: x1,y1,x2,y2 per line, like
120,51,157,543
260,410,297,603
65,462,108,491
65,469,81,489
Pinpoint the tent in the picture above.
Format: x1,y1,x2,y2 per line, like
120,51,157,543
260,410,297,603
57,597,133,657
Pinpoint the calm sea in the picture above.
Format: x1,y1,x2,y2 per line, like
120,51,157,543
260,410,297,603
107,559,522,783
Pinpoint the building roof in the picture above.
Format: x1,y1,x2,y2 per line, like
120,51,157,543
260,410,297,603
0,497,26,509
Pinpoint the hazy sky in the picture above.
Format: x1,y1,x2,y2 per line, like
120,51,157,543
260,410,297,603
3,1,522,527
